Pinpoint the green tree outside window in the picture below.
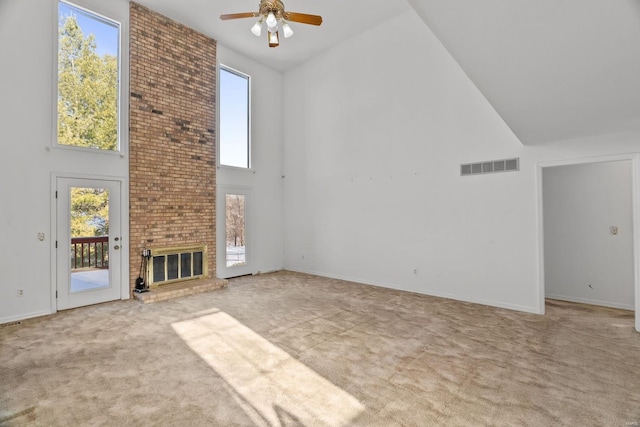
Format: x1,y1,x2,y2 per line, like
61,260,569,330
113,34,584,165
58,9,118,150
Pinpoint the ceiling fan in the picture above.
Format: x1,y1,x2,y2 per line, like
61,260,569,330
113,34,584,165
220,0,322,48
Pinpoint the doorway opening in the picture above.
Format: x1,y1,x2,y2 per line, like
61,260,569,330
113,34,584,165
537,155,640,332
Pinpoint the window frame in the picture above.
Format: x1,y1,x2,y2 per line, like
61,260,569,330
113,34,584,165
217,64,252,170
53,0,124,155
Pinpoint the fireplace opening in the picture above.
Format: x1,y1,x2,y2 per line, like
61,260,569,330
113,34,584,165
148,245,207,287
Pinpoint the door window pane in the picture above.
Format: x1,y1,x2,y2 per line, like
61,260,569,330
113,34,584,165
69,186,110,292
226,194,246,267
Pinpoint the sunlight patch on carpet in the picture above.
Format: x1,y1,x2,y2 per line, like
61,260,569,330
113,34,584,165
172,311,364,426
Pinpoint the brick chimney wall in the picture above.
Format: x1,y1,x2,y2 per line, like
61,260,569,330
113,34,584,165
129,2,217,292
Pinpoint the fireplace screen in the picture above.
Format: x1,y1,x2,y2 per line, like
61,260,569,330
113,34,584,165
148,245,206,286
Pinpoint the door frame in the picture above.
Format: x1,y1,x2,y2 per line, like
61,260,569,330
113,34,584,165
50,172,130,313
217,185,254,278
535,153,640,332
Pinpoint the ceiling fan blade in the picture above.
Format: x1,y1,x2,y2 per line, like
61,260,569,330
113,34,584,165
220,12,257,20
284,12,323,26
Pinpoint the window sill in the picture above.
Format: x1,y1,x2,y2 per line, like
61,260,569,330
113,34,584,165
218,164,256,174
50,143,126,158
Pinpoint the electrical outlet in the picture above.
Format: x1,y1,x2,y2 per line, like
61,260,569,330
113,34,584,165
17,289,24,297
413,268,418,275
610,226,619,235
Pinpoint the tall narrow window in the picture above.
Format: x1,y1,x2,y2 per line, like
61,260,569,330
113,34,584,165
220,66,250,168
57,1,120,151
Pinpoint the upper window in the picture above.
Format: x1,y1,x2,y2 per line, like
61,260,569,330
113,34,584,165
219,66,250,168
57,1,120,151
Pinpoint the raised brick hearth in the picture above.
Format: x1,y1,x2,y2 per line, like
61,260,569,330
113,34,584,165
133,277,227,304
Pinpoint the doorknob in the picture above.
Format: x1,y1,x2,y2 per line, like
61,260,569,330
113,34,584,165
114,245,120,250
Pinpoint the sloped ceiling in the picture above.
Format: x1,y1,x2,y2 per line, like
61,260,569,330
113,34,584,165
133,0,639,146
406,0,640,145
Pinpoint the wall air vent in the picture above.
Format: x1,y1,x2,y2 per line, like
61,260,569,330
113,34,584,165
460,157,519,176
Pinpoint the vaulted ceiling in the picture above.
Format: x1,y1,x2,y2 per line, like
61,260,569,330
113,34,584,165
407,0,640,145
136,0,640,145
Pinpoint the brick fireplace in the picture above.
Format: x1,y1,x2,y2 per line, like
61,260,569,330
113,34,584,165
129,2,224,299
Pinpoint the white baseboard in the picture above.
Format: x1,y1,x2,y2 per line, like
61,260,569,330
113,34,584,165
284,267,541,315
0,310,53,325
545,293,634,311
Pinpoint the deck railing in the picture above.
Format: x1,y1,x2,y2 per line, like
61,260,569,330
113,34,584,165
71,236,109,269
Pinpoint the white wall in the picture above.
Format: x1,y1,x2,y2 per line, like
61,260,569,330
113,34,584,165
543,161,634,310
216,45,284,278
0,0,130,323
282,10,533,312
282,9,640,315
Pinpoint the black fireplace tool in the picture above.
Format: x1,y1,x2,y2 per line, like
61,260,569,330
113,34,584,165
134,251,149,293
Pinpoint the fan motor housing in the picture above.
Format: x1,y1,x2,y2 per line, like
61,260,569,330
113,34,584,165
259,0,285,19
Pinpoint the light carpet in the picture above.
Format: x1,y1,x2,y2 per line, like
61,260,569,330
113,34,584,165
1,271,639,426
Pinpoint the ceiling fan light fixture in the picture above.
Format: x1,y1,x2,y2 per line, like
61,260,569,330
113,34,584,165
251,20,263,37
265,12,277,28
282,22,293,38
220,0,321,48
268,30,280,47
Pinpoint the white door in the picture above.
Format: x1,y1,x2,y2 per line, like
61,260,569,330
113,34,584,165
56,178,122,310
218,186,252,278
